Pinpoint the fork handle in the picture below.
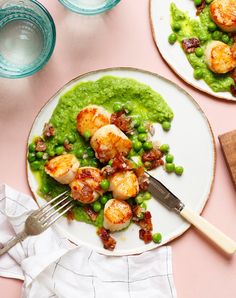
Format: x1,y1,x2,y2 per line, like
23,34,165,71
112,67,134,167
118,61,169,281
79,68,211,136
180,207,236,255
0,231,28,256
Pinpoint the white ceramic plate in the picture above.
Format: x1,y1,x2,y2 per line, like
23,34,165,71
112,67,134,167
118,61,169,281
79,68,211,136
150,0,236,101
27,67,215,256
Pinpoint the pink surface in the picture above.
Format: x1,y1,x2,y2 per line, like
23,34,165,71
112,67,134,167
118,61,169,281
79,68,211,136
0,0,236,297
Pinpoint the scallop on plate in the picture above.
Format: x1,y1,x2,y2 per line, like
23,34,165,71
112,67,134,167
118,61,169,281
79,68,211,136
27,67,215,256
150,0,236,101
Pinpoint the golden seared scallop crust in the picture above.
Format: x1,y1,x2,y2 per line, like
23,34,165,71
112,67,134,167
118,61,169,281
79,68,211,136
109,171,139,200
103,199,132,232
70,167,104,203
90,124,132,163
210,0,236,32
205,41,236,73
44,154,80,184
77,105,111,137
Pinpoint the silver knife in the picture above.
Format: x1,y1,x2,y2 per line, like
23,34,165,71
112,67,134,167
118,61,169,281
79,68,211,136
146,172,236,255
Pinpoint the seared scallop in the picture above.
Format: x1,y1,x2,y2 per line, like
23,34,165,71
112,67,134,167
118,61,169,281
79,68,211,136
109,171,139,200
90,124,132,163
70,167,104,203
205,41,236,73
103,199,132,232
45,154,79,184
210,0,236,33
77,105,111,137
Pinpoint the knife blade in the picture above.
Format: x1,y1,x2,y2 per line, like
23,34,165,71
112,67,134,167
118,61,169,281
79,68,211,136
145,171,236,255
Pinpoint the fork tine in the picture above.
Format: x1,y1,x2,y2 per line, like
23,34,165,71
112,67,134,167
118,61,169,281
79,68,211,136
43,203,74,228
41,199,73,225
38,195,70,220
39,191,69,211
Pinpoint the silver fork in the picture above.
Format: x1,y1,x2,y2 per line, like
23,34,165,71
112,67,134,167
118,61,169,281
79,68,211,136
0,191,73,256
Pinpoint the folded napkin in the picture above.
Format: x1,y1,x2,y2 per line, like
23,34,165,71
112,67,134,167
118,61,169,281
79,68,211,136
0,184,177,298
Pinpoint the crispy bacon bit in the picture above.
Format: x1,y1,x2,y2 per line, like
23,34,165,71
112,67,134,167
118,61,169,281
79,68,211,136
139,229,153,244
196,0,206,16
106,153,134,175
35,138,47,152
97,227,116,250
64,140,73,151
182,38,200,53
84,206,98,222
102,165,115,176
142,148,162,162
43,123,55,138
81,184,94,201
230,85,236,97
150,159,164,169
132,205,145,221
136,211,153,231
67,209,75,222
134,166,150,191
110,111,132,133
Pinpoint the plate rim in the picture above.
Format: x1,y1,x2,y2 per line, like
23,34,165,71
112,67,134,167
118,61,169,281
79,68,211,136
149,0,236,102
26,66,216,256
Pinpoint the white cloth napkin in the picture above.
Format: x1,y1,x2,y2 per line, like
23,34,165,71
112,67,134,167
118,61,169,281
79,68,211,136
0,184,177,298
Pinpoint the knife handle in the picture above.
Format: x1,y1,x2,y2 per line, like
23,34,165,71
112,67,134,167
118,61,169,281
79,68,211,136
180,207,236,255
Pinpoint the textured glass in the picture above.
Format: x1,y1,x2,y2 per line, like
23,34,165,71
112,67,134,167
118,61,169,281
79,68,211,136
58,0,121,15
0,0,56,78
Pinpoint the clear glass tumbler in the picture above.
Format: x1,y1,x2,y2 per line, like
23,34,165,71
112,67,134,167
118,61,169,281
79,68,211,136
58,0,121,15
0,0,56,78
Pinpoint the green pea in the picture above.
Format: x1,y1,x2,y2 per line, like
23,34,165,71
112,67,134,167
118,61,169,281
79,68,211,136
83,130,91,140
165,163,175,173
165,154,174,163
55,146,64,155
195,47,204,57
135,194,144,205
137,126,147,133
133,140,142,152
168,33,177,45
41,184,49,194
140,202,147,210
89,159,98,167
80,159,89,167
28,153,36,162
36,151,44,159
143,192,152,200
100,179,110,190
160,144,169,154
222,34,230,44
205,0,212,3
175,166,184,176
143,141,153,151
212,30,222,40
108,159,113,166
28,143,36,153
48,149,55,157
194,68,203,80
92,201,102,213
172,22,181,32
76,148,85,158
208,22,217,32
100,195,109,205
124,102,133,114
152,232,162,244
30,160,41,171
132,117,141,128
162,121,171,131
113,102,123,113
68,134,76,143
138,133,148,142
87,148,95,157
128,148,137,158
194,0,202,5
56,136,65,145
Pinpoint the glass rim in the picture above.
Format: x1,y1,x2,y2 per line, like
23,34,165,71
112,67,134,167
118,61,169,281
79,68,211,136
58,0,121,15
0,0,56,79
